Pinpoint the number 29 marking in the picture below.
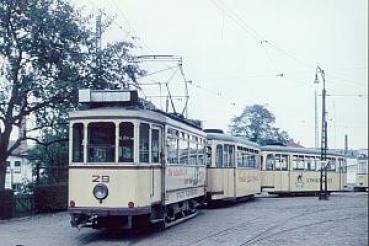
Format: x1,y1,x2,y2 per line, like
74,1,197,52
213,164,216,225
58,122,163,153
92,175,110,183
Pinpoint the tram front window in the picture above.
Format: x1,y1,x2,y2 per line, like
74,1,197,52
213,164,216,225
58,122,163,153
72,123,84,162
88,122,115,162
119,122,134,162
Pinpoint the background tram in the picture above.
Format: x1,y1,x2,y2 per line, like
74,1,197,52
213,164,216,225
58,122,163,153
260,145,347,195
205,129,261,203
68,90,206,229
353,152,368,192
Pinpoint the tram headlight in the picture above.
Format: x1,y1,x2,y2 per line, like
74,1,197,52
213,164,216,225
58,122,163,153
93,183,109,201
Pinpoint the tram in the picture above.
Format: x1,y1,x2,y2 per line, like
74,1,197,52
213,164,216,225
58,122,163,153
353,152,368,192
260,145,347,195
68,89,207,229
205,129,261,203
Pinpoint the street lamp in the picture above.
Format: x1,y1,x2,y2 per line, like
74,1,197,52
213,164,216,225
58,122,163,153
314,66,328,200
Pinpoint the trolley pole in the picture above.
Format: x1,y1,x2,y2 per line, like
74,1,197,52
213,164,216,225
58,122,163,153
314,66,329,200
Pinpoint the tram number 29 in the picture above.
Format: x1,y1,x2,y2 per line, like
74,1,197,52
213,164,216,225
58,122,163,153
92,175,110,183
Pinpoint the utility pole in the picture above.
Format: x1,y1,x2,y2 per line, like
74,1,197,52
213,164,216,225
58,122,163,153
314,66,329,200
314,89,319,149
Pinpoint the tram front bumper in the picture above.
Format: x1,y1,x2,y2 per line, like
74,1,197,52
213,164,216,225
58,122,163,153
69,206,151,216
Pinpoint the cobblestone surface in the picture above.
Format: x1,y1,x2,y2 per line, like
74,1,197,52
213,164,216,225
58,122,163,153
0,192,367,246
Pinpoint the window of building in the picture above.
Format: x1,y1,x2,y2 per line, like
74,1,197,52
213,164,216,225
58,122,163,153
167,129,178,164
139,123,150,163
14,161,21,173
6,161,10,173
215,144,223,167
151,128,160,163
72,123,84,162
119,122,134,162
88,122,115,162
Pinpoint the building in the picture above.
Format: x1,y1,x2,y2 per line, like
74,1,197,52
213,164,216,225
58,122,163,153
4,118,33,192
5,140,32,192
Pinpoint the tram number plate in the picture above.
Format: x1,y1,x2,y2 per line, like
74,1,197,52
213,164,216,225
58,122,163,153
92,175,110,183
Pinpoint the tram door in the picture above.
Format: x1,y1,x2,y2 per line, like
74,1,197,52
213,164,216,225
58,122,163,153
223,167,236,198
223,145,236,198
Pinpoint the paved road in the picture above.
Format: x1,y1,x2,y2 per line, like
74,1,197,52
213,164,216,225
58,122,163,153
0,192,367,246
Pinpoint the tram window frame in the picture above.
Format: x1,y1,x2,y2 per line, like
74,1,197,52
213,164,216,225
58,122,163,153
167,128,179,164
178,132,189,165
292,155,305,170
266,154,274,170
205,146,212,167
119,122,134,163
72,123,84,162
139,123,150,163
305,156,316,171
215,144,223,167
275,154,288,171
197,137,205,166
189,136,198,165
87,122,116,163
327,158,337,172
151,128,160,163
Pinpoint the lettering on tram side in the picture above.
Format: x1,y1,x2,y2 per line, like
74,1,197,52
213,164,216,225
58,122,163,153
175,188,199,199
305,177,332,184
238,173,259,183
92,175,110,183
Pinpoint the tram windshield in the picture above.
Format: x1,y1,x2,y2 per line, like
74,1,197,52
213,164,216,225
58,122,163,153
88,122,115,162
119,122,134,162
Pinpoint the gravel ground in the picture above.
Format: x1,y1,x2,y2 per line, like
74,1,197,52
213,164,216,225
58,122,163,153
0,192,367,246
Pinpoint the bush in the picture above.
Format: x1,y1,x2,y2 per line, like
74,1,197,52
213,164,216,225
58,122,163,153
33,183,68,213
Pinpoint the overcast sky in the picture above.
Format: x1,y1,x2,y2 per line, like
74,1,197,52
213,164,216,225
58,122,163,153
74,0,367,149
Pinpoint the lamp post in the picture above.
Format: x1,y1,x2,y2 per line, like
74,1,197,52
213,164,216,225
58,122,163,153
314,66,328,200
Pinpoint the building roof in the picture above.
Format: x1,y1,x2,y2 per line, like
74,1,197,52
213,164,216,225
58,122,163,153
7,140,28,157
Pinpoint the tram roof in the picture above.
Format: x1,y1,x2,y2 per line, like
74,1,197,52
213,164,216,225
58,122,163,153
69,106,204,131
206,133,260,149
261,145,345,157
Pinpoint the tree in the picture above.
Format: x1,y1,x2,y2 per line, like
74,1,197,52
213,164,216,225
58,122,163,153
229,104,290,145
0,0,144,190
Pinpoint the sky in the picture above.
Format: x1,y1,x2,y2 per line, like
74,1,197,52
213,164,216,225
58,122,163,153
72,0,368,149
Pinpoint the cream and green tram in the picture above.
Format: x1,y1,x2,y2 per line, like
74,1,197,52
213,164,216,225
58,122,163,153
260,145,347,195
68,90,206,229
205,130,261,203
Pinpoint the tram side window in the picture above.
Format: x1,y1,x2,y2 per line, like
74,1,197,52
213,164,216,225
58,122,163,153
223,144,235,167
167,129,178,164
179,133,189,164
205,146,212,167
139,123,150,163
292,155,305,170
151,129,160,163
215,144,223,167
275,154,288,170
327,158,336,171
197,138,205,166
189,136,197,165
88,122,115,162
266,154,274,170
119,122,134,162
72,123,84,162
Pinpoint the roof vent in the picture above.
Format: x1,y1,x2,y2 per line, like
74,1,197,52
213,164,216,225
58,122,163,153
204,129,224,134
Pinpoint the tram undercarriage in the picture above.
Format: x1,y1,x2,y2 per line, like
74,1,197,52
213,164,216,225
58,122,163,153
70,199,201,230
